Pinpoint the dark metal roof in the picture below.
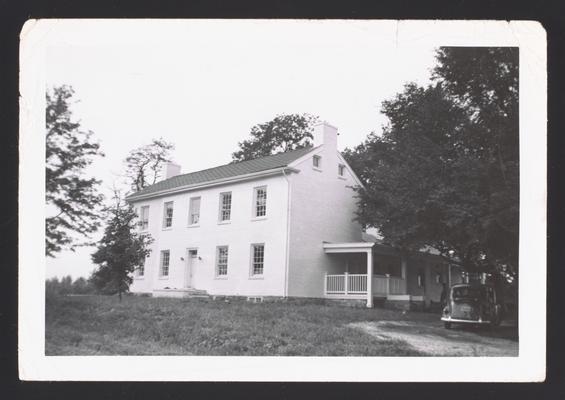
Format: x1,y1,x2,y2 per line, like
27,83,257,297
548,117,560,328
126,146,316,200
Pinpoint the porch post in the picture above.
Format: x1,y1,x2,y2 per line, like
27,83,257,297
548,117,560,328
400,255,408,280
344,272,349,295
366,250,373,308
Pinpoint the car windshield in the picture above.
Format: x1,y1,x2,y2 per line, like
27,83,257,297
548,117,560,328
452,286,485,300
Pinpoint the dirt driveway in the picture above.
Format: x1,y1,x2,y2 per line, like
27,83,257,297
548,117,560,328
350,319,518,356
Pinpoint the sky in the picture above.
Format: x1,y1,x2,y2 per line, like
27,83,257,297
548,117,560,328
45,20,439,279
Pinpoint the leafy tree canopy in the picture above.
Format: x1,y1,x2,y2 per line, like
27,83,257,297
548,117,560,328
90,193,153,300
232,113,319,162
125,138,175,192
344,47,518,276
46,85,105,257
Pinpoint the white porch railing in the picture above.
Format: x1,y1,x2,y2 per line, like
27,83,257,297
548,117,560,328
324,273,406,297
325,273,367,295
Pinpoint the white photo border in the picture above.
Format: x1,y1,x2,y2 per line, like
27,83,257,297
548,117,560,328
19,19,546,382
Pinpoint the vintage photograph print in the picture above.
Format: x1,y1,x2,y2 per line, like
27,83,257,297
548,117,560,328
19,20,546,381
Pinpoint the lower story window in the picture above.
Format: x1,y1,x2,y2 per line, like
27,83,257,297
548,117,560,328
216,246,229,277
160,250,170,277
417,269,425,287
136,257,145,277
251,244,265,276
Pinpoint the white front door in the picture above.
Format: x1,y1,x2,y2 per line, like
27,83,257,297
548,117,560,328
185,249,198,288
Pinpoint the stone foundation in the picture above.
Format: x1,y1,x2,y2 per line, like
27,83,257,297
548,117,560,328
135,292,431,312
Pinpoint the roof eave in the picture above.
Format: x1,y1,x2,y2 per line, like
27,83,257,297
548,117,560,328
125,166,299,203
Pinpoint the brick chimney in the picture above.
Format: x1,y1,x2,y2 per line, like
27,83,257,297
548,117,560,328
312,121,338,150
165,162,181,179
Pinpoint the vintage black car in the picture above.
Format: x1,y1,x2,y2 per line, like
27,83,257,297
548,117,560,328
441,283,502,329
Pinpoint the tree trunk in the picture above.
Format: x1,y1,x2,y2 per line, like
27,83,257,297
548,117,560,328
118,290,122,302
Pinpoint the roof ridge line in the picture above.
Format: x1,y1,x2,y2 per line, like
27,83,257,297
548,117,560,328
165,145,315,181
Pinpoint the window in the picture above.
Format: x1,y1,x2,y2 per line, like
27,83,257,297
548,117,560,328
338,164,345,177
313,155,321,168
136,256,146,277
189,197,201,225
219,192,232,221
163,201,174,228
216,246,229,276
251,244,265,276
254,186,267,217
417,268,425,288
160,250,170,277
139,206,149,230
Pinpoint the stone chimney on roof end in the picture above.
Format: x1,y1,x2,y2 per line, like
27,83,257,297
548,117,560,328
165,162,181,179
312,121,338,150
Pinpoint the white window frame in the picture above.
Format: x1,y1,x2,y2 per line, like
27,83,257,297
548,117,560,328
136,255,146,278
139,205,150,231
163,201,174,229
215,246,229,278
159,250,170,278
250,243,265,278
218,192,232,222
312,154,322,169
253,186,267,218
188,196,201,226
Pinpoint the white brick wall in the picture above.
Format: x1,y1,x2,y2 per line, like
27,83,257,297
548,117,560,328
130,174,290,297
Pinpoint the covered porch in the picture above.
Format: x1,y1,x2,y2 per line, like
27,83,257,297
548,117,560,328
322,242,409,308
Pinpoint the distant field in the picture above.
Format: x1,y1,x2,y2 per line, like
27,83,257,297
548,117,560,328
45,295,434,356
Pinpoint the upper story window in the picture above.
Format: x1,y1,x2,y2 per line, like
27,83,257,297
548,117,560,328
163,201,174,228
139,205,150,231
160,250,170,277
216,246,229,277
251,244,265,276
219,192,232,222
189,197,201,225
313,155,321,169
338,164,346,177
254,186,267,217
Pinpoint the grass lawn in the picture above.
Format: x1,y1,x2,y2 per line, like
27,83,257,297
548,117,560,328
45,294,438,356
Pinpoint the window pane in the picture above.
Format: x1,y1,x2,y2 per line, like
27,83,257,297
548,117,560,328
189,197,200,225
137,256,145,277
141,206,149,230
163,202,174,228
161,250,170,276
313,155,321,167
252,244,264,275
255,187,267,217
220,193,232,221
217,246,229,276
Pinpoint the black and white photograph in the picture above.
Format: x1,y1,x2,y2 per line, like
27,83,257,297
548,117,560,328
18,19,546,381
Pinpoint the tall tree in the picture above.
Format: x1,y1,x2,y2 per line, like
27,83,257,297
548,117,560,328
46,86,105,257
434,47,519,271
125,138,175,192
232,113,319,162
345,47,518,277
90,192,153,301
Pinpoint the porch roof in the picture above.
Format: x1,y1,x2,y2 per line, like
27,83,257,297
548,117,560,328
322,242,374,253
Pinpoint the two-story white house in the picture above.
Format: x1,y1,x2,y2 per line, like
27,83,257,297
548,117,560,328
127,122,463,309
